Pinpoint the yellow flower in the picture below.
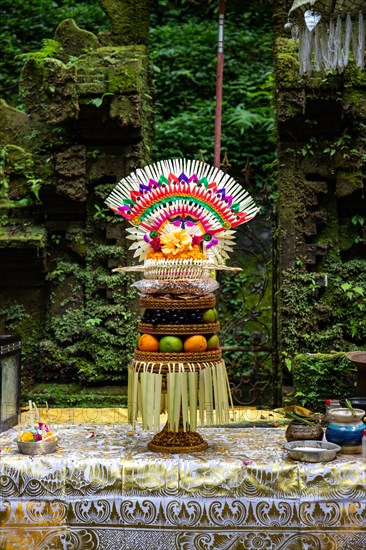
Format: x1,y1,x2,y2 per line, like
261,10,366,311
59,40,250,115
20,432,35,442
160,230,192,256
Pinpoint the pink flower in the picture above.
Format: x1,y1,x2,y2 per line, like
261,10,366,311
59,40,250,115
192,235,202,246
34,433,43,441
38,422,49,432
150,237,161,251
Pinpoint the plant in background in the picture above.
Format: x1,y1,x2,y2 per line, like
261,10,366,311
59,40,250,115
290,353,356,412
150,4,275,202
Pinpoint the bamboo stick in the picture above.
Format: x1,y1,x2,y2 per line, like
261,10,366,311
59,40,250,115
167,370,175,431
154,373,162,431
140,370,148,429
173,369,181,432
204,366,214,425
145,369,154,430
132,368,139,427
181,370,188,432
212,364,219,424
188,369,197,431
199,367,205,426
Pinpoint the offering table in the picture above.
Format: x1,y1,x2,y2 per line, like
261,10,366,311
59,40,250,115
1,421,365,549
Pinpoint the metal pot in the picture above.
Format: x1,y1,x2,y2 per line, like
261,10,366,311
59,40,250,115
285,421,324,443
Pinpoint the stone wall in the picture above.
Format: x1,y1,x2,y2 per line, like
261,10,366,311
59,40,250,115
0,1,153,393
273,1,366,382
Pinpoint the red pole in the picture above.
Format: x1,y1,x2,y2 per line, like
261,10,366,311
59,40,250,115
214,0,225,169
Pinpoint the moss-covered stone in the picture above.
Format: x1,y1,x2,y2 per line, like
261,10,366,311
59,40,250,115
0,223,46,248
277,89,305,121
1,145,33,200
54,145,86,201
275,37,304,89
98,0,150,45
54,19,99,56
343,90,366,119
343,64,366,88
0,3,153,394
336,170,363,197
20,58,79,124
110,95,141,127
74,45,148,96
0,100,31,147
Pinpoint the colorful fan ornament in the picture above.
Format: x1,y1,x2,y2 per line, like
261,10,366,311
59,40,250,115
105,158,259,273
105,159,258,453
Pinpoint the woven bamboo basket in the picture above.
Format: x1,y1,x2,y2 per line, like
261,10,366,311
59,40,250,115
143,260,212,280
140,295,216,310
134,349,222,363
138,321,220,335
131,359,224,373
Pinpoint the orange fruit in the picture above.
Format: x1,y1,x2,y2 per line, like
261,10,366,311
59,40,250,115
138,334,159,352
184,335,208,353
159,336,183,353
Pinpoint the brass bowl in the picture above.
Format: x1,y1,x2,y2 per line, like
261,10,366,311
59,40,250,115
17,439,58,455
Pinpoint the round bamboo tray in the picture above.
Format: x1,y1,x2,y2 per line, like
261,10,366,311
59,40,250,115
138,321,220,335
134,349,222,363
140,295,216,310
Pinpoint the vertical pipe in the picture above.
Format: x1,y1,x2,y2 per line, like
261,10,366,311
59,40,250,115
214,0,225,169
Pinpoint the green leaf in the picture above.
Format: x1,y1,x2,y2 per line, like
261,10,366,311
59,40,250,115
341,282,352,291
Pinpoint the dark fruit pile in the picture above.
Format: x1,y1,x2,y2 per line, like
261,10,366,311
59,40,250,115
141,309,204,325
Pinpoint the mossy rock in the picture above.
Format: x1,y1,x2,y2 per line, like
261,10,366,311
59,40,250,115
343,64,366,88
343,90,366,119
275,37,304,89
0,100,31,148
20,58,79,124
336,170,363,197
54,19,99,56
99,0,150,45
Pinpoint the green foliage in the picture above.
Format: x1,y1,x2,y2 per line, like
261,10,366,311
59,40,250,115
150,4,275,197
26,383,127,408
43,240,138,384
291,353,356,411
17,39,61,64
282,259,366,357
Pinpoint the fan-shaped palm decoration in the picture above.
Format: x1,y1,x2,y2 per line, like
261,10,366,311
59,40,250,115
106,158,258,268
288,0,365,74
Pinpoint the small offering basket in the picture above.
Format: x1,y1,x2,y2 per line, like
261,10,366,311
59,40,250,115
17,438,58,455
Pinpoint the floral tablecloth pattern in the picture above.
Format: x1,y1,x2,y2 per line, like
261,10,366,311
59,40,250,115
1,424,366,549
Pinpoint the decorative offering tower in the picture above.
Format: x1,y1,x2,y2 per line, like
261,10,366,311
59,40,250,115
106,159,258,452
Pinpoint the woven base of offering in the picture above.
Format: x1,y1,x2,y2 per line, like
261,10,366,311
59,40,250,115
140,295,216,310
134,349,222,362
147,421,208,453
138,321,220,335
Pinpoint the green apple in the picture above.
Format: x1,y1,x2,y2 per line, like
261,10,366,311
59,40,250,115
159,336,183,353
202,309,216,323
206,334,220,350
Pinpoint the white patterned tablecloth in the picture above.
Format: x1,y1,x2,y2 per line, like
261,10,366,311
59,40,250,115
1,423,365,549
